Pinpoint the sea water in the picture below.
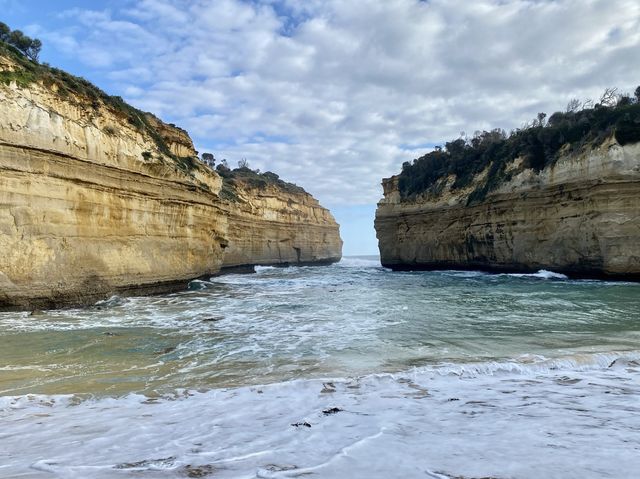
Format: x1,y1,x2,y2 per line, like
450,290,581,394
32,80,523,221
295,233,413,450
1,257,639,478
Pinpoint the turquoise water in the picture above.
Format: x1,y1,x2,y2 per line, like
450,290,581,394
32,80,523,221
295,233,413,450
1,257,640,478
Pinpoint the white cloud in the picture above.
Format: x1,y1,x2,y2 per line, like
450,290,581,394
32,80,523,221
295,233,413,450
38,0,640,206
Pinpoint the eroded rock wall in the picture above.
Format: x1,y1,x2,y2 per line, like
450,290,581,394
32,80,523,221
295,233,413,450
220,183,342,270
375,139,640,279
0,64,228,310
0,54,342,310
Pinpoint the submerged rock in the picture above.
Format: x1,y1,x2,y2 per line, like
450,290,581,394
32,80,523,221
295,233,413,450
181,464,216,478
322,407,342,415
291,421,312,428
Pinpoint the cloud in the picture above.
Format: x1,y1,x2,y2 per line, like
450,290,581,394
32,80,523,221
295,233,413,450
36,0,640,206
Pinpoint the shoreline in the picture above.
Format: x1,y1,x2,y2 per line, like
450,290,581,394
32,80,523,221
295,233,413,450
0,258,342,313
381,261,640,282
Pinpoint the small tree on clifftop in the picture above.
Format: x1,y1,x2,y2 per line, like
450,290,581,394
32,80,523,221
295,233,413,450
0,21,42,61
201,152,215,167
0,22,9,42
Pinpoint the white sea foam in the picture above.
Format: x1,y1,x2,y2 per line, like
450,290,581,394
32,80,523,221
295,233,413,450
508,269,569,280
93,294,129,308
255,265,278,272
337,256,382,268
441,270,488,278
2,353,640,478
410,350,640,378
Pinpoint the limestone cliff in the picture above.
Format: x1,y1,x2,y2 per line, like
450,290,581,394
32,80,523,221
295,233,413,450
0,49,341,310
375,138,640,279
220,177,342,270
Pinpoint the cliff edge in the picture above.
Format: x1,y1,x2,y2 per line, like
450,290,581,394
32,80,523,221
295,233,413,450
376,101,640,280
0,46,341,310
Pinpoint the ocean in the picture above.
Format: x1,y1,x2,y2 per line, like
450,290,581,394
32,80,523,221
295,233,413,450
1,256,639,478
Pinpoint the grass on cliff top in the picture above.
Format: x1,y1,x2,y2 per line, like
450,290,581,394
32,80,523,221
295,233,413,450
0,41,197,174
216,166,306,200
398,94,640,204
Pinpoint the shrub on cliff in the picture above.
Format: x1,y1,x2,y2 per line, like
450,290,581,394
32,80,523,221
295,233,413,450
216,164,305,200
201,152,215,167
398,90,640,202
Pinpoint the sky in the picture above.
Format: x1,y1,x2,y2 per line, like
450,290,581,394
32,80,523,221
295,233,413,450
2,0,640,255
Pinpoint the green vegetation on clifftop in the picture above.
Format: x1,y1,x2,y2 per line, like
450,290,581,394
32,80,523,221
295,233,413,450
398,90,640,204
0,24,311,202
215,165,306,202
0,38,197,174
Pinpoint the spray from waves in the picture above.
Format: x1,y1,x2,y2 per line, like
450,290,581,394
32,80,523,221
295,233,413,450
337,256,382,268
507,269,569,280
442,269,568,280
255,265,278,272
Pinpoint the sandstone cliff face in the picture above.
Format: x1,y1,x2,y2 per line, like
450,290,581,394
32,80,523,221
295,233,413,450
0,53,341,310
220,181,342,269
375,139,640,279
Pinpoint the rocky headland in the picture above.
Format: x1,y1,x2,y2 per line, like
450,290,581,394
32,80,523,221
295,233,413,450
217,168,342,271
0,45,341,310
376,99,640,280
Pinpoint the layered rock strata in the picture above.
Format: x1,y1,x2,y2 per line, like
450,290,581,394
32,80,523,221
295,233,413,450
0,53,341,310
375,139,640,279
220,182,342,271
